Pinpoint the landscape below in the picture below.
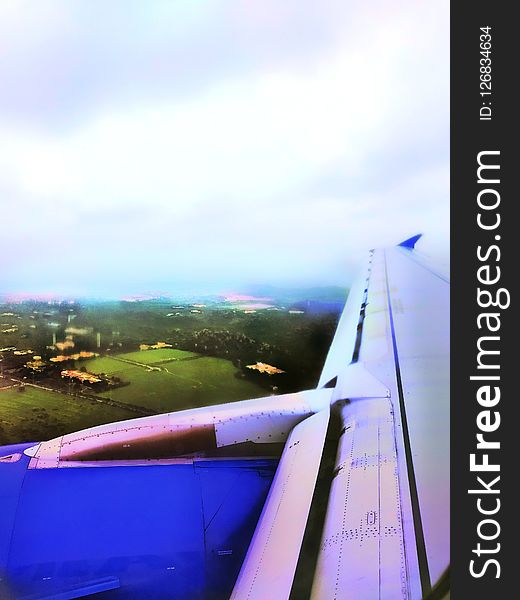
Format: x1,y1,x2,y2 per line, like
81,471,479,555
0,289,345,445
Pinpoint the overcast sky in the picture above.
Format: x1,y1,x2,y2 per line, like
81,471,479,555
0,0,449,296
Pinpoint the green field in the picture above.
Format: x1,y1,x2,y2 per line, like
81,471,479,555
0,298,341,446
0,386,132,445
0,349,266,446
82,349,267,413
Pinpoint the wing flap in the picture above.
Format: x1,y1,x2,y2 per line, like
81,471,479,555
310,400,408,600
230,409,330,600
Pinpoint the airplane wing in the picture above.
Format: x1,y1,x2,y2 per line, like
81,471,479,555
311,235,449,600
0,236,449,599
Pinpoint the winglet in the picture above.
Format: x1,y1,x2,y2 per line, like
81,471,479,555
398,233,422,249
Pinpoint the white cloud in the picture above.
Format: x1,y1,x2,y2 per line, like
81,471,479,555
0,0,449,292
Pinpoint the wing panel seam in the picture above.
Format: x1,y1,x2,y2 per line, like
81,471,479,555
383,250,432,596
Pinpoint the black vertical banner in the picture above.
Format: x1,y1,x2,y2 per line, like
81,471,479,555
451,2,515,598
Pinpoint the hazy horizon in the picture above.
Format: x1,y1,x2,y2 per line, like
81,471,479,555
0,280,350,304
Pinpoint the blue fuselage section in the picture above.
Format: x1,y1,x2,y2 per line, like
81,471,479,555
0,443,276,599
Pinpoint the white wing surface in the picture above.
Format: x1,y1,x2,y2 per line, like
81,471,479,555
311,237,449,599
